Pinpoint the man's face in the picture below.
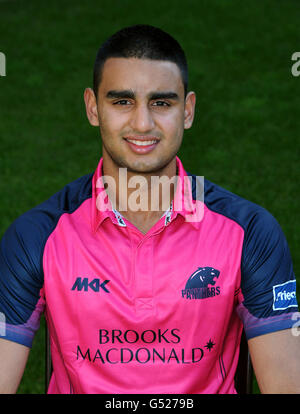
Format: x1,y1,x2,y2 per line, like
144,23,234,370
85,57,195,174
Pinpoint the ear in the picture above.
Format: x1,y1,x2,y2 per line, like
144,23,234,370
83,87,100,127
184,91,196,130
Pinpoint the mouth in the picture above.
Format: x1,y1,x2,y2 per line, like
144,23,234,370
123,136,160,154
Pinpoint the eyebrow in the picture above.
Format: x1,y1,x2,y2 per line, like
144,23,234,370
106,89,180,101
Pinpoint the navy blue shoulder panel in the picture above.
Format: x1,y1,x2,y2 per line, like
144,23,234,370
188,174,298,338
0,173,93,345
188,172,270,234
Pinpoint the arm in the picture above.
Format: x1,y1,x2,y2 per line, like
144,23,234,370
248,328,300,393
237,207,300,392
0,215,45,393
0,339,30,394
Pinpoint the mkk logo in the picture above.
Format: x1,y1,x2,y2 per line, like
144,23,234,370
273,280,297,310
182,267,220,300
71,277,110,293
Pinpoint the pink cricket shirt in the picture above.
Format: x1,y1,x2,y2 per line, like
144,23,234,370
0,156,298,393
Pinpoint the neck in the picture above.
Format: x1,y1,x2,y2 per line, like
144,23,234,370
102,153,178,218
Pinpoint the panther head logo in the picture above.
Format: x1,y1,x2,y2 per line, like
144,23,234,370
185,267,220,289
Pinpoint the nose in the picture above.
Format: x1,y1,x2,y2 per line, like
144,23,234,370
129,103,155,133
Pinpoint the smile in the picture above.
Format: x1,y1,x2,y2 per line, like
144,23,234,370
124,137,160,154
126,139,158,146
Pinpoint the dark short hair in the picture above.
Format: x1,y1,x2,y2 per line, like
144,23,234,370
93,24,188,99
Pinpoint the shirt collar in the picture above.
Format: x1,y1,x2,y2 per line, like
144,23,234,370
172,156,204,229
91,156,203,233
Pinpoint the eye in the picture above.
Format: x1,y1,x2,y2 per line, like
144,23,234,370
152,101,170,107
113,99,132,105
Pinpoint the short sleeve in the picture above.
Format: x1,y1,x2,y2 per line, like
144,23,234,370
236,208,299,339
0,214,45,348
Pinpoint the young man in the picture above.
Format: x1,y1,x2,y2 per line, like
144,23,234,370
0,24,299,394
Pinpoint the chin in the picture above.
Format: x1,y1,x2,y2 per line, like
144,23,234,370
125,159,170,174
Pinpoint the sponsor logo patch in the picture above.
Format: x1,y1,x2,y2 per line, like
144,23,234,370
273,280,298,310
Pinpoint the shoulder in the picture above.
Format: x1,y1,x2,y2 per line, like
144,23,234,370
202,177,276,231
12,172,92,227
1,172,93,270
203,178,286,264
188,173,286,265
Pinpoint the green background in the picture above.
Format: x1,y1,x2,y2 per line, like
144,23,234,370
0,0,299,394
